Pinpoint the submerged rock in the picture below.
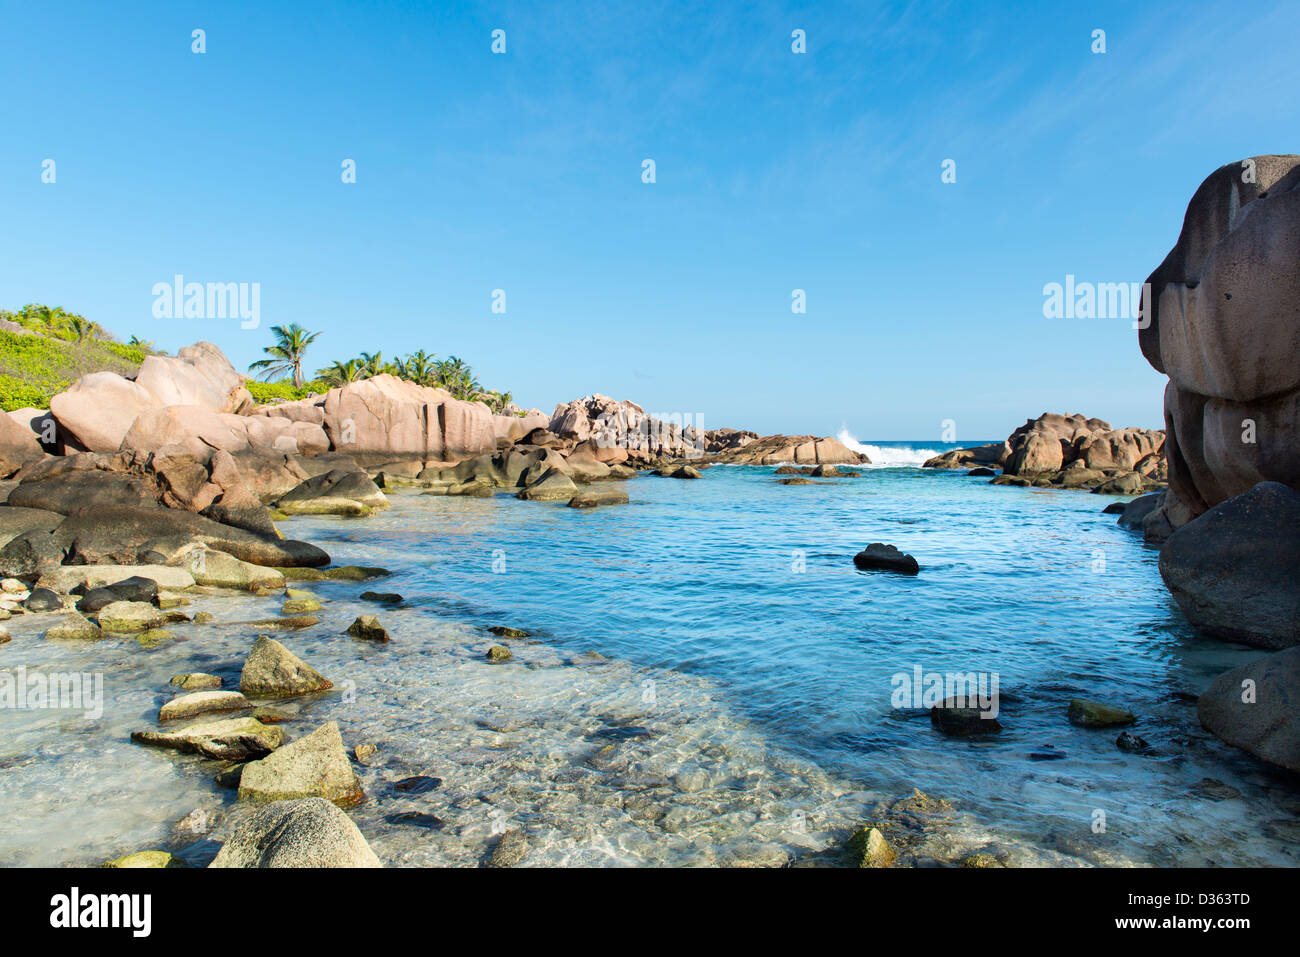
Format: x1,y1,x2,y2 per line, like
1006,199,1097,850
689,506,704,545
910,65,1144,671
487,645,512,662
930,697,1002,736
852,543,919,575
1197,646,1300,773
359,591,402,604
567,487,630,508
237,721,366,808
210,797,381,868
171,672,221,690
485,830,529,868
132,716,286,761
488,626,529,638
281,597,323,615
238,636,333,697
101,850,185,869
1067,699,1136,728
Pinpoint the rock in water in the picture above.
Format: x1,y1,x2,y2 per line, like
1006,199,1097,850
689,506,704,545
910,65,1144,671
95,600,165,633
101,850,185,869
171,672,221,690
1197,646,1300,773
567,487,630,508
210,797,381,868
23,587,62,612
238,636,333,696
487,645,512,662
238,721,366,808
846,826,896,868
131,717,286,761
159,690,251,722
852,543,920,575
485,830,528,867
43,613,104,641
930,696,1002,736
1159,482,1300,649
346,615,390,642
1067,699,1136,728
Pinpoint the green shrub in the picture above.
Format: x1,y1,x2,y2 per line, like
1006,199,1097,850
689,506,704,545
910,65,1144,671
245,379,326,404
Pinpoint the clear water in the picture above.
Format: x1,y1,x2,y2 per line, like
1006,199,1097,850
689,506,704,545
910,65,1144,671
1,446,1296,866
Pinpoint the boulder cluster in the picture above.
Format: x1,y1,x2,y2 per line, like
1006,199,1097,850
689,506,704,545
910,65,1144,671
924,412,1167,495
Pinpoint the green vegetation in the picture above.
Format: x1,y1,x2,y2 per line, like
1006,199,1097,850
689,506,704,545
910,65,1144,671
248,325,518,413
0,304,152,411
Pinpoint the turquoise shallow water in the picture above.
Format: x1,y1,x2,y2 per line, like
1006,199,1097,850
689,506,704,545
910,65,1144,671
299,448,1299,865
1,445,1296,866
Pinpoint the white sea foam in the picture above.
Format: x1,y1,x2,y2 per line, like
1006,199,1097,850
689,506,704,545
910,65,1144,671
836,428,942,468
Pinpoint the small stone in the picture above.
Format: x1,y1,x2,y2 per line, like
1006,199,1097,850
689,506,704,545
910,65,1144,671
360,591,402,604
931,697,1002,736
1067,698,1136,728
192,611,216,624
284,588,315,600
1190,777,1242,802
157,595,190,610
392,775,441,794
1116,731,1151,753
487,626,529,639
44,613,104,641
107,576,159,604
353,743,379,765
135,628,175,648
160,690,250,722
95,600,165,633
847,826,896,868
486,645,512,662
960,851,1005,868
24,587,63,612
101,850,185,869
239,635,332,697
485,830,528,867
281,598,323,615
132,717,286,761
171,672,221,690
251,706,294,723
325,565,389,581
346,615,389,642
244,615,319,631
237,721,366,808
0,578,24,594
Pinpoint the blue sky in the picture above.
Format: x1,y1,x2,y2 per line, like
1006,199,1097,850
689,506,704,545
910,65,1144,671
1,0,1297,441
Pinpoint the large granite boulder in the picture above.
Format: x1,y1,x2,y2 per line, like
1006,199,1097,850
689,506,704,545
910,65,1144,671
321,375,494,466
0,412,46,477
49,372,160,453
133,342,253,414
237,721,365,807
1197,646,1300,773
210,797,381,867
1142,155,1300,513
1159,482,1300,649
706,434,866,466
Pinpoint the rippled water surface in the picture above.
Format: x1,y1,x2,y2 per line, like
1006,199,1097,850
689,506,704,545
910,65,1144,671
1,452,1296,866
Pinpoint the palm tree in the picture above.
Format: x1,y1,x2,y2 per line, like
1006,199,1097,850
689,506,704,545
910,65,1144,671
37,305,67,333
397,349,436,385
318,358,364,387
358,351,388,379
128,335,156,352
67,316,101,343
248,324,321,389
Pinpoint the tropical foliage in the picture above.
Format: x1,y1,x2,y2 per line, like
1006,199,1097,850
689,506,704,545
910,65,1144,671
247,323,321,389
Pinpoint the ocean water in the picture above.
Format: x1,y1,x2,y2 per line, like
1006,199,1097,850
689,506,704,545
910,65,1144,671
1,445,1296,867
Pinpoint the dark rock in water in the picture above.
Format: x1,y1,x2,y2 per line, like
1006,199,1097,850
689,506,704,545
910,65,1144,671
108,576,158,604
214,763,246,789
24,587,62,612
852,543,919,575
1117,491,1162,528
359,591,403,604
488,625,529,639
346,615,390,642
485,829,528,867
777,477,819,486
1190,777,1242,802
1197,645,1300,772
392,775,442,794
1101,501,1127,514
930,697,1002,736
967,467,996,477
385,811,443,830
239,635,333,696
591,725,653,741
1116,731,1151,753
845,826,896,868
486,645,512,662
1067,698,1135,728
1027,750,1066,762
1159,482,1300,649
773,466,800,475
